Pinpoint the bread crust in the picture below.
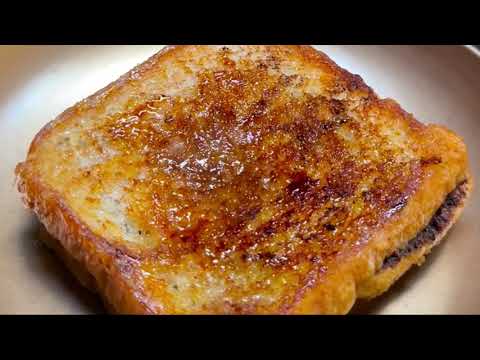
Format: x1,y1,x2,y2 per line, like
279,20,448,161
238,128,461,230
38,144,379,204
357,175,472,300
15,46,472,314
15,172,154,314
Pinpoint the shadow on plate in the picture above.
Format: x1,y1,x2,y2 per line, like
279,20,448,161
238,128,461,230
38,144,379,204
21,216,105,314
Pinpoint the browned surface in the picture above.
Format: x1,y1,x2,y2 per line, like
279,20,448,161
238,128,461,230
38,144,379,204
14,46,471,314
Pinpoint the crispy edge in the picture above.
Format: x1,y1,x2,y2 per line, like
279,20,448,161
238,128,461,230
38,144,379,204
15,165,155,314
287,120,471,314
357,173,473,300
287,178,472,314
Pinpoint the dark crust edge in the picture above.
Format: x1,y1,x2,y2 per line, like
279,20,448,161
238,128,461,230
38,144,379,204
380,180,468,270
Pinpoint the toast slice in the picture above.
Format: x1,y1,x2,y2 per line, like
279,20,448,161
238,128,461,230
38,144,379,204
15,46,472,314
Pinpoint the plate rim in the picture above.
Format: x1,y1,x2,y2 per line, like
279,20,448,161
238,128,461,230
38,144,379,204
1,45,479,314
464,45,480,58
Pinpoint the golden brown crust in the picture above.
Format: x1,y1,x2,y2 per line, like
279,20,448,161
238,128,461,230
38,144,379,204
15,45,472,314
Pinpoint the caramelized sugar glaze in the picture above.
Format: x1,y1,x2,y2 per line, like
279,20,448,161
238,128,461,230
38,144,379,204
22,46,452,313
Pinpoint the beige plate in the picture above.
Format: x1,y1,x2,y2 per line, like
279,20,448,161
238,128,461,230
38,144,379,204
0,45,478,314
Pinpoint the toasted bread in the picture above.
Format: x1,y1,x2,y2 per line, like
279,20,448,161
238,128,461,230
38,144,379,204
15,45,472,314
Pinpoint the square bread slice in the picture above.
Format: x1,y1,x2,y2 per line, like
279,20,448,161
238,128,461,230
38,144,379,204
15,45,472,314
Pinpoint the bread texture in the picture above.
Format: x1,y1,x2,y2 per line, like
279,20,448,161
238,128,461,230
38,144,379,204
15,45,472,314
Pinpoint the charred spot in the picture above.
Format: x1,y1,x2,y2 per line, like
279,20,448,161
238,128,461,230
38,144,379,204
178,234,200,252
280,208,296,227
263,86,281,102
256,62,268,70
250,99,268,119
252,252,290,267
243,206,261,221
262,224,276,236
327,250,339,257
224,301,256,315
332,115,350,126
363,188,387,209
179,234,192,243
288,120,317,145
241,85,281,125
259,252,275,261
345,73,366,92
164,115,174,124
305,232,329,244
257,217,290,242
329,99,345,115
278,74,298,87
286,172,319,202
324,223,336,231
215,239,228,253
301,233,313,243
265,55,280,69
255,56,280,72
323,177,355,200
291,116,341,147
174,220,209,252
301,252,322,263
210,104,236,123
361,190,372,201
420,156,442,166
291,101,350,145
318,120,340,133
